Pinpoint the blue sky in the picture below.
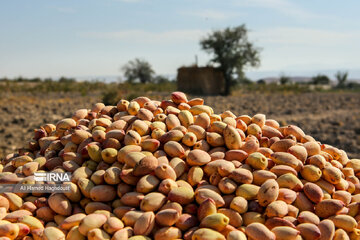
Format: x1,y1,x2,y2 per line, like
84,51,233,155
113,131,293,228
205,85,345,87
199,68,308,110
1,0,360,81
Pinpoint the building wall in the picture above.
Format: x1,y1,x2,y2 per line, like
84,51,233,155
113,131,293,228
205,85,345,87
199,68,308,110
177,67,225,95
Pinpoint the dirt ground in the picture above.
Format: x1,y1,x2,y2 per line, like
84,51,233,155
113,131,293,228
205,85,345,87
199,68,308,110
0,91,359,159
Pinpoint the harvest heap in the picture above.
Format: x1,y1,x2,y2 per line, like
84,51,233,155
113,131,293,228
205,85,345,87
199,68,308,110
0,92,360,240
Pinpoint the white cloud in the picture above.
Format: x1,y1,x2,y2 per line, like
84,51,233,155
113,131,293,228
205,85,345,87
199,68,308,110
251,27,360,71
80,29,207,43
79,27,360,72
181,9,241,20
253,27,360,46
236,0,323,20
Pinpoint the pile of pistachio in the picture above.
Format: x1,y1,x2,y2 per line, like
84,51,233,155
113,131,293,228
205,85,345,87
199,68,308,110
0,91,360,240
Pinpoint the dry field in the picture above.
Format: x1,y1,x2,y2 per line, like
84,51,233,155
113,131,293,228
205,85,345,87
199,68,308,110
0,91,359,159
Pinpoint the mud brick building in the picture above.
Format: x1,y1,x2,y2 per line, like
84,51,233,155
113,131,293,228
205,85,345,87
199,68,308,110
177,66,225,95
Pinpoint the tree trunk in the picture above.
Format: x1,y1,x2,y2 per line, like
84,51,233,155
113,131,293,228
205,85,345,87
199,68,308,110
223,72,232,96
139,74,145,84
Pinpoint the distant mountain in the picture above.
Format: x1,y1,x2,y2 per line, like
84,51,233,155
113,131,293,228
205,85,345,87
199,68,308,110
257,76,360,85
74,74,177,83
246,69,360,83
75,75,121,83
71,70,360,84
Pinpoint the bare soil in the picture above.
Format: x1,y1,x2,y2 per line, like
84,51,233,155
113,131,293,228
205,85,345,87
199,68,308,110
0,91,359,159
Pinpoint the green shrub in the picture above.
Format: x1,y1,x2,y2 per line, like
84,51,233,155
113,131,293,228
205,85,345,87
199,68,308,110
102,89,119,105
